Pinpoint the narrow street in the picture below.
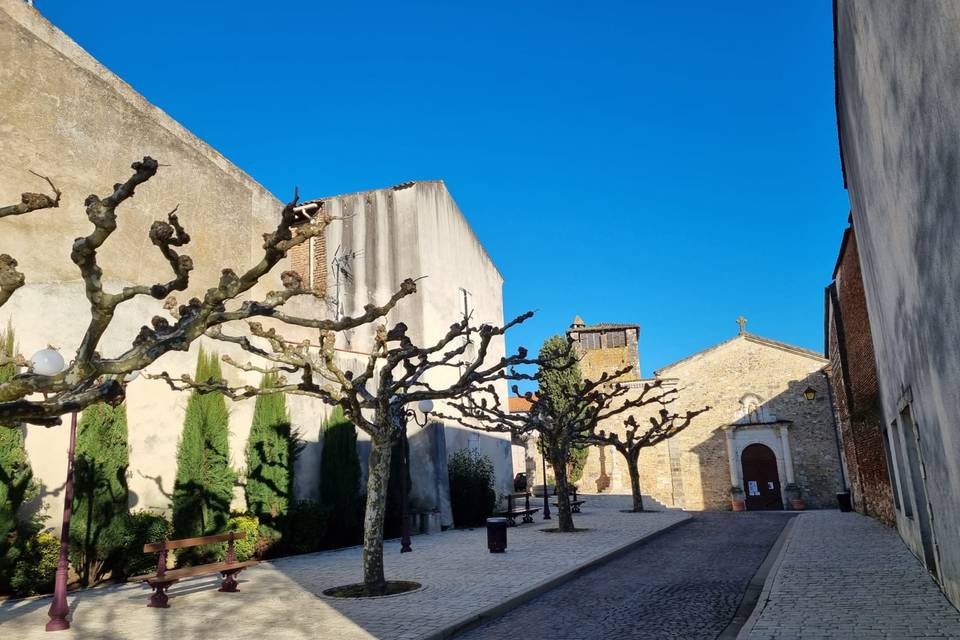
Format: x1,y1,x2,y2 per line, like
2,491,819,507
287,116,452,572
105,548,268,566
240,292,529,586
458,512,793,640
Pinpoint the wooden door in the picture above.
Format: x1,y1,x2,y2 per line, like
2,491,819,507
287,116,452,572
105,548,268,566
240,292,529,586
741,443,783,510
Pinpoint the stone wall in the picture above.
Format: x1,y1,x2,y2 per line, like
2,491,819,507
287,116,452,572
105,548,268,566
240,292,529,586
835,0,960,605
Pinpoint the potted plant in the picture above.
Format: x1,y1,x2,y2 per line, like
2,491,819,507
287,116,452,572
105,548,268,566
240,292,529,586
730,486,746,512
785,483,806,510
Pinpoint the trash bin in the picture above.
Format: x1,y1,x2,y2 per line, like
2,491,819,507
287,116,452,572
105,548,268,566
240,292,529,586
837,491,853,512
486,517,508,553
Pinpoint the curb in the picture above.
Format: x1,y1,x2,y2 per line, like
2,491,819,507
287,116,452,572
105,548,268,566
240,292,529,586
732,513,802,640
423,513,693,640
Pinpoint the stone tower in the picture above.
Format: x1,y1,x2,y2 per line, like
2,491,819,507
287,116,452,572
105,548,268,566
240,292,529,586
565,316,641,382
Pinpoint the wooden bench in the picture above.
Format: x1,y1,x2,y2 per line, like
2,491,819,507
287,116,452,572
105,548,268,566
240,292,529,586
132,532,258,608
552,487,586,513
496,492,540,526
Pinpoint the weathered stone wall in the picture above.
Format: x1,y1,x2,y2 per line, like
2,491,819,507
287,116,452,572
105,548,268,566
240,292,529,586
835,0,960,605
826,227,896,525
580,336,841,511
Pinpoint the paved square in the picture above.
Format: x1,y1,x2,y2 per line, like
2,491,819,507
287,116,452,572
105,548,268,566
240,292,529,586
0,496,687,639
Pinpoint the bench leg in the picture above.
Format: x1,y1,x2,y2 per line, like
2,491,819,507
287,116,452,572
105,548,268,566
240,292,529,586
506,515,517,527
522,513,534,524
147,580,176,608
219,569,242,593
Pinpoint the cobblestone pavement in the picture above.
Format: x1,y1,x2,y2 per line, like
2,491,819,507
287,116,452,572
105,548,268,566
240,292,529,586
744,511,960,639
459,511,793,640
0,495,686,640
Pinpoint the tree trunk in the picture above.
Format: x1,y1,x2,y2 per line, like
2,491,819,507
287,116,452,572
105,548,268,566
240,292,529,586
551,451,575,532
626,452,645,512
361,435,392,593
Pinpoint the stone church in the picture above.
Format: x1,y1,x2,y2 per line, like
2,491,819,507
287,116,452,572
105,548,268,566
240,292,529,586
550,317,844,511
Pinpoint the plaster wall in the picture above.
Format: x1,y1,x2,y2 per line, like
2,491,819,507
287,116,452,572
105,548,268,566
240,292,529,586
835,0,960,604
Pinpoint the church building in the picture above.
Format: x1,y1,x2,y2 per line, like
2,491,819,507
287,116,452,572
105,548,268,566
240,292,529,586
571,317,844,511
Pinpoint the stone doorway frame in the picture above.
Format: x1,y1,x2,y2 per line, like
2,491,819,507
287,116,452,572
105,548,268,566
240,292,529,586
722,421,796,510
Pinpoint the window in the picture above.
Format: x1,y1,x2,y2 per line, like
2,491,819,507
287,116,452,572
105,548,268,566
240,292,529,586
580,333,600,350
605,330,626,348
890,419,913,517
881,426,901,511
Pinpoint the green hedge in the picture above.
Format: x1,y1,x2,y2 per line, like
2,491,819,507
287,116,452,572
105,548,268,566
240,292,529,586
448,449,496,528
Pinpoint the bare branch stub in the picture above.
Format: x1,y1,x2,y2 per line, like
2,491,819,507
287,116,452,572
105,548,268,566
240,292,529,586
0,171,62,307
0,157,416,426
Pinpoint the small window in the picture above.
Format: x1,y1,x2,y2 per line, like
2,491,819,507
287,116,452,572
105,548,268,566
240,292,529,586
606,331,626,348
580,333,600,350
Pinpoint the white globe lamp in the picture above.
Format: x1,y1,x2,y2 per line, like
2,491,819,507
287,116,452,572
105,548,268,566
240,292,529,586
30,348,66,376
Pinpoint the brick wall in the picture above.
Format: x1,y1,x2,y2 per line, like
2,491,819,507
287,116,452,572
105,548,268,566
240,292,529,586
287,230,327,292
827,228,896,525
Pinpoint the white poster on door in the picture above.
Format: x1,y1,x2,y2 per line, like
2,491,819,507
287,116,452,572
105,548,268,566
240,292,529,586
747,480,760,496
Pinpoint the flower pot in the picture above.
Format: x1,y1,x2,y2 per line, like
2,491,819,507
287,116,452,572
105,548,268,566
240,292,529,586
731,499,746,512
790,498,806,511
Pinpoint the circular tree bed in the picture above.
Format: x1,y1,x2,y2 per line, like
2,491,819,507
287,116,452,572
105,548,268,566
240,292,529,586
538,527,592,533
322,581,423,599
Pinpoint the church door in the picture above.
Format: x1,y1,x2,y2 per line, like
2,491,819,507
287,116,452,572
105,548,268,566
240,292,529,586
741,444,783,510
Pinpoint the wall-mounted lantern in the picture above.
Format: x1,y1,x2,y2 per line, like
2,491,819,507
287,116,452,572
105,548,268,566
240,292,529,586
803,386,817,401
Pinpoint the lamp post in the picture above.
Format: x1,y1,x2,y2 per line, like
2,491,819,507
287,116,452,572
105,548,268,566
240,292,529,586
398,399,434,553
39,351,138,633
28,347,69,633
540,435,551,520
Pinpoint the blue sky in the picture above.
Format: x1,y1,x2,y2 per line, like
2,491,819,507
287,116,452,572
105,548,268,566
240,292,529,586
36,1,849,378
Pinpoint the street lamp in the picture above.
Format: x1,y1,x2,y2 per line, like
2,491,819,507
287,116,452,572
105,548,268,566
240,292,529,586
40,351,140,633
398,399,434,553
803,386,817,401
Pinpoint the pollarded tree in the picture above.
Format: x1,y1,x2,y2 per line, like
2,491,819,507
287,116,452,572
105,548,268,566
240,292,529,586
245,372,300,535
155,306,538,595
444,335,678,532
0,159,413,426
580,403,710,512
172,348,235,564
70,401,130,586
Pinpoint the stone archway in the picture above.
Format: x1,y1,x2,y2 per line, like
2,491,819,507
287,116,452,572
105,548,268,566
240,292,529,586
741,443,783,510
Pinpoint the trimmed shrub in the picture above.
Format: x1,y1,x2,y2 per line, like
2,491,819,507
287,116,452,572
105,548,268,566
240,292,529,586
172,347,236,565
319,407,362,548
107,510,173,580
283,500,330,555
0,323,40,593
71,402,130,586
245,374,300,536
384,436,411,539
10,531,59,596
448,449,496,528
227,514,259,562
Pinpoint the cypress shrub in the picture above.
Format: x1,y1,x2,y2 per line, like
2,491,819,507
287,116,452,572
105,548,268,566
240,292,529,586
384,435,410,539
319,406,362,548
448,448,496,528
172,347,235,564
283,500,330,555
0,323,39,593
244,373,300,536
71,402,130,586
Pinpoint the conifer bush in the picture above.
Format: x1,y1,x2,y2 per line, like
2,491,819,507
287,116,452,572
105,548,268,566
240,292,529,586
0,323,39,593
172,347,236,564
319,407,363,548
71,402,130,586
227,513,259,561
284,500,330,554
109,510,172,579
245,373,300,536
448,448,496,528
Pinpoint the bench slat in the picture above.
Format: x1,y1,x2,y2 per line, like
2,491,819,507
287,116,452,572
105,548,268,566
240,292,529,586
143,532,244,553
132,559,259,583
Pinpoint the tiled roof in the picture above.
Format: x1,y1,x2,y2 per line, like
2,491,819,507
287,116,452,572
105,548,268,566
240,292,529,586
566,321,639,333
508,396,535,413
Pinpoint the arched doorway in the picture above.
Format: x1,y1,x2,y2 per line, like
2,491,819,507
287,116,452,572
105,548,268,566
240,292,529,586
741,443,783,510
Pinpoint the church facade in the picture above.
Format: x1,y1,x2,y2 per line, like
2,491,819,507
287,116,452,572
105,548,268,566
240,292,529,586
572,318,844,511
